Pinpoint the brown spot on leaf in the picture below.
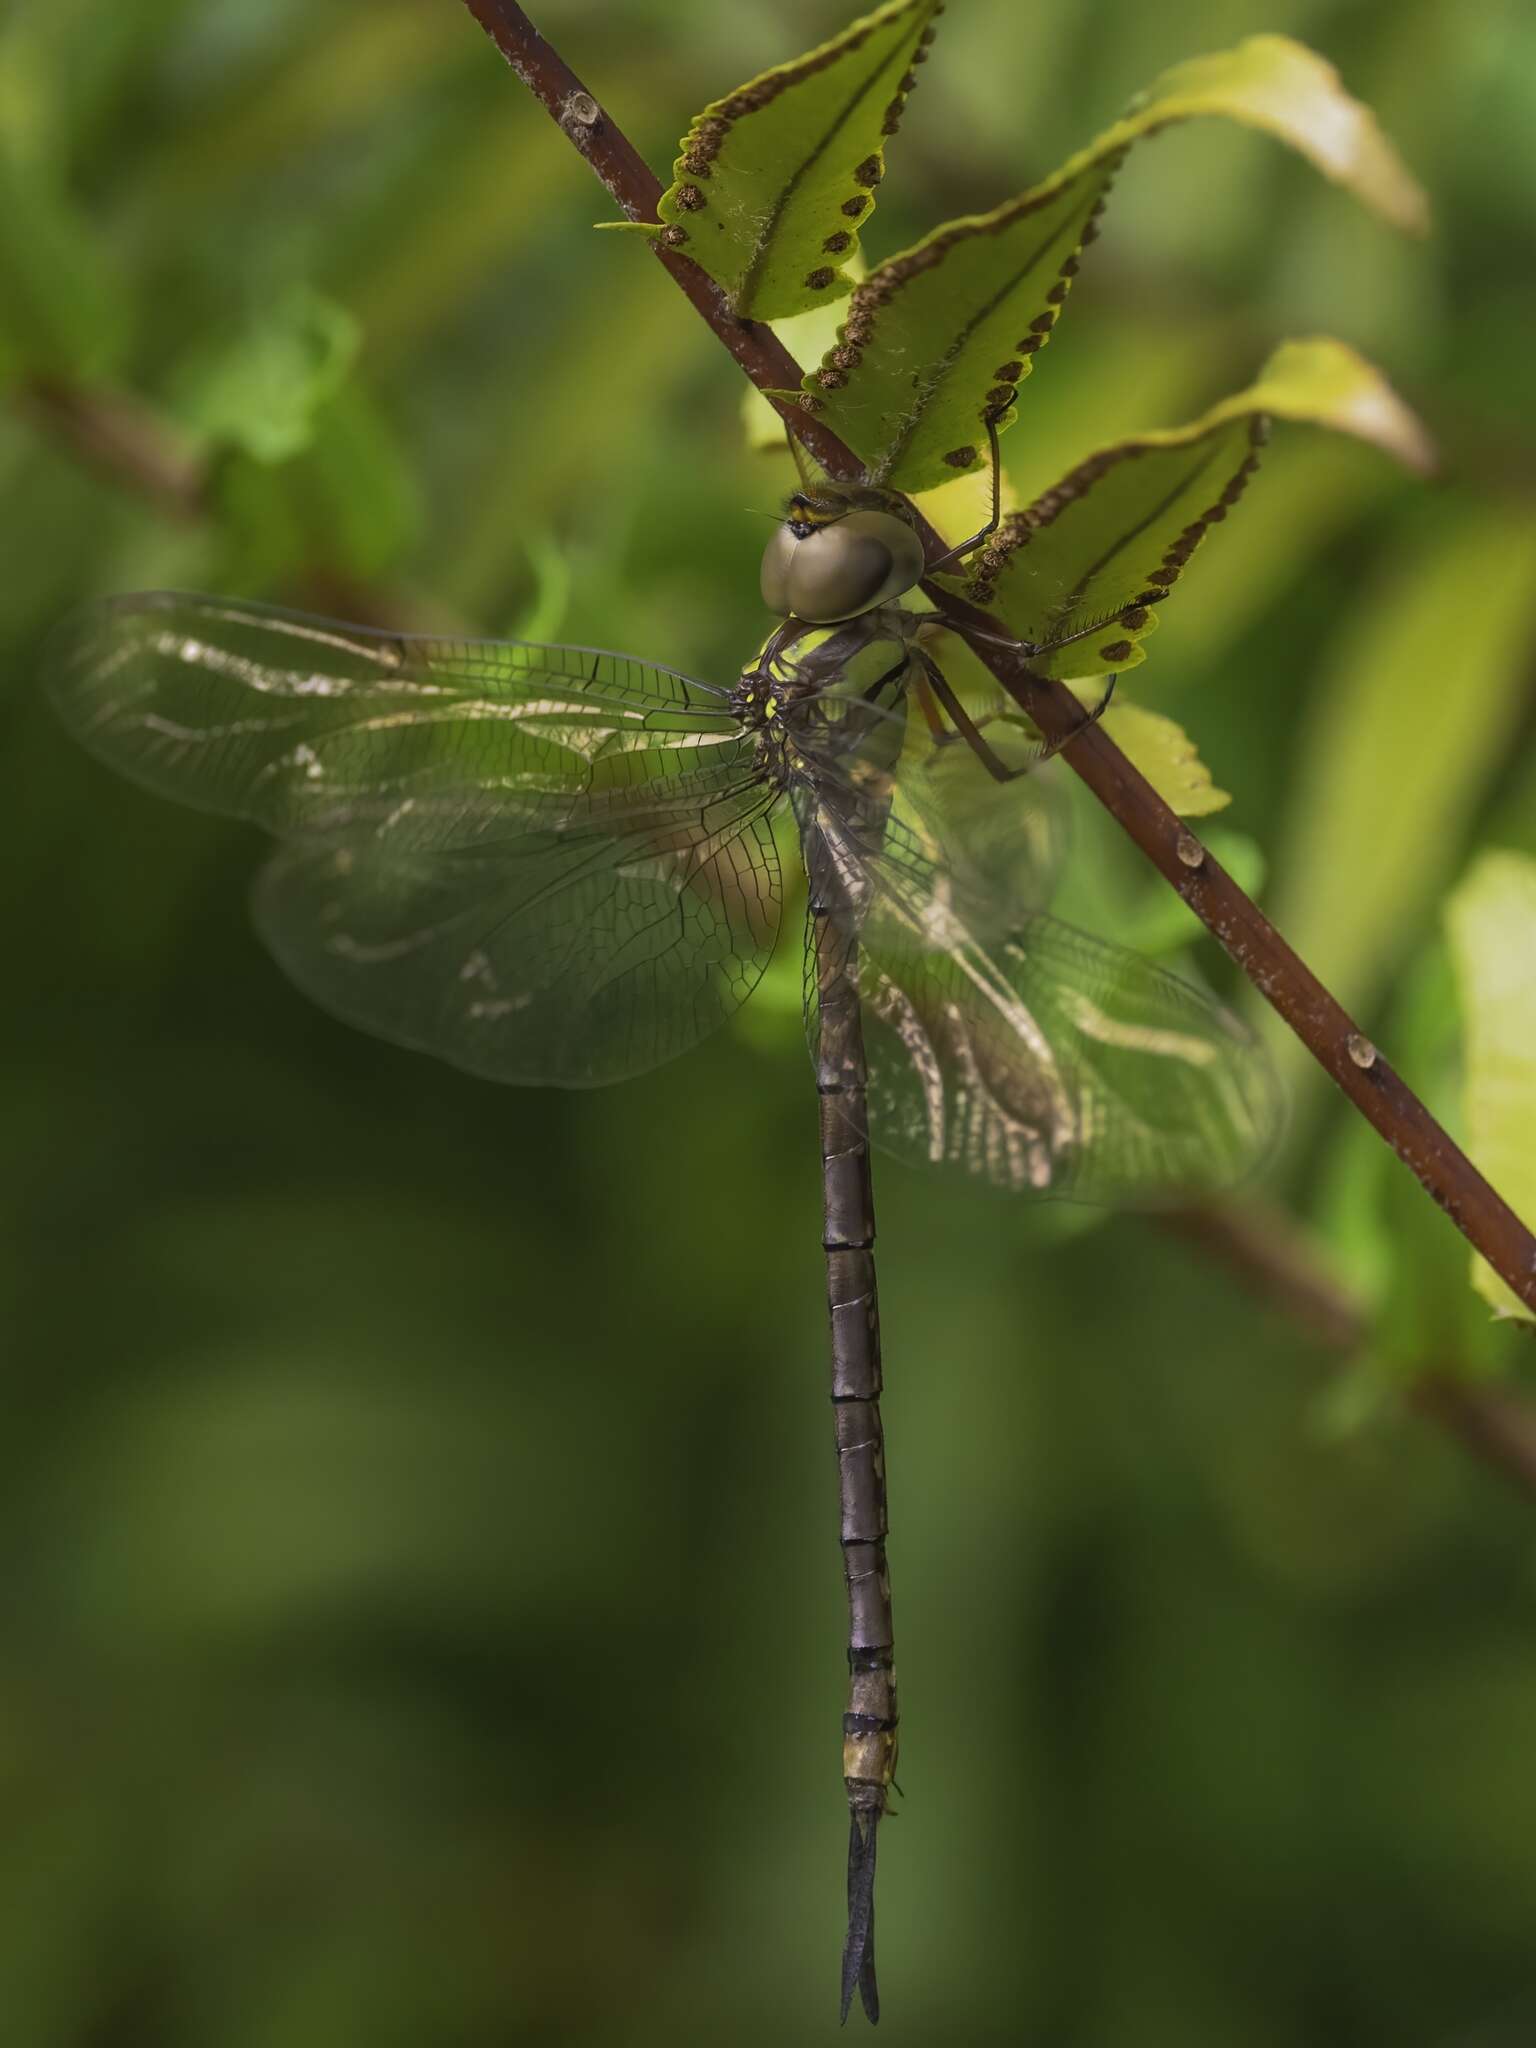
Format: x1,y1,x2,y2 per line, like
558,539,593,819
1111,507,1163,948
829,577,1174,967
830,343,862,371
842,195,870,217
659,225,688,247
1017,335,1045,355
992,361,1022,382
1046,281,1069,305
804,266,837,291
854,155,884,187
816,368,848,389
1098,640,1134,662
822,230,852,254
1146,567,1180,587
675,184,705,212
986,386,1016,408
943,445,978,468
1118,606,1151,631
1029,312,1056,333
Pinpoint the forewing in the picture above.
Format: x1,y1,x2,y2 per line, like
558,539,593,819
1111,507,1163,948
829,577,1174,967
807,801,1279,1202
48,592,783,1087
44,591,737,838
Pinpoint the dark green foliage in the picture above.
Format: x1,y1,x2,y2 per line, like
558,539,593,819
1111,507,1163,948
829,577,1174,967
6,2,1536,2043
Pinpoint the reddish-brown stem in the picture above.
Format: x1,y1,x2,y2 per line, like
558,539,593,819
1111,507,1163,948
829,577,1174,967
464,0,1536,1330
19,377,209,522
1172,1201,1536,1502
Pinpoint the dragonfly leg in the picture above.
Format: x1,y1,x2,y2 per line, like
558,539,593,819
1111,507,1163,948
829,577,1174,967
861,652,913,704
784,417,817,493
924,412,1006,575
1030,672,1117,764
916,646,1036,784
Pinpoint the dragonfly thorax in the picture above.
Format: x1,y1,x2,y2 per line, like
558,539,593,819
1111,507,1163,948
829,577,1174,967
760,484,925,626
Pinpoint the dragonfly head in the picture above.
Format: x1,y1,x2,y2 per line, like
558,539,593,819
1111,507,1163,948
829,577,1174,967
760,485,924,625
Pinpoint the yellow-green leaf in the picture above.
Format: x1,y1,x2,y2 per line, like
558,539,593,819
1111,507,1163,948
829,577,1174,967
1260,505,1536,1141
1446,853,1536,1325
796,34,1428,492
742,257,866,453
1095,701,1230,818
645,0,940,322
931,339,1432,683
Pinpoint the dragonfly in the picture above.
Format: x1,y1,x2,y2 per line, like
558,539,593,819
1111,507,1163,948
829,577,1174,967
45,428,1278,2025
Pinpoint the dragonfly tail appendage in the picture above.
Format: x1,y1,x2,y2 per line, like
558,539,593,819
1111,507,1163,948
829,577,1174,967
841,1802,883,2024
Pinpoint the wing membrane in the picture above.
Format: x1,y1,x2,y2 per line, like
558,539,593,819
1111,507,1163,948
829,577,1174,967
46,592,783,1087
45,591,739,838
256,775,780,1087
805,782,1279,1202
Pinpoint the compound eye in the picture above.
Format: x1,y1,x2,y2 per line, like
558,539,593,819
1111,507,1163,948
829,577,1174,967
790,526,893,623
760,507,924,624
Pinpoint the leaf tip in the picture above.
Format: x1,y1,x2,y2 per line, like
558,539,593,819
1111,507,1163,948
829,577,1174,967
1236,34,1431,236
1266,336,1437,476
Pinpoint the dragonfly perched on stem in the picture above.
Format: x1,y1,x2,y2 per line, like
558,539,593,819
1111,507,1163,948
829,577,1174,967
45,422,1278,2024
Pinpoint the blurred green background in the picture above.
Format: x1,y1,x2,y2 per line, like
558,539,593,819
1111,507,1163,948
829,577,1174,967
6,0,1536,2041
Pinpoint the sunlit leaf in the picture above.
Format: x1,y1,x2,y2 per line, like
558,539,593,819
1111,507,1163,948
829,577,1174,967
171,285,360,464
791,34,1428,491
1094,700,1230,818
1261,503,1536,1135
636,0,941,321
931,338,1432,683
742,255,866,453
1446,852,1536,1325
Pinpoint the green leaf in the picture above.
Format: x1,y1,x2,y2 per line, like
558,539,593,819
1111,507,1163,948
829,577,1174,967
1446,853,1536,1325
1260,502,1536,1141
793,34,1428,491
0,145,127,382
210,380,418,585
742,256,866,453
1096,700,1229,818
932,338,1433,683
171,285,360,465
643,0,941,322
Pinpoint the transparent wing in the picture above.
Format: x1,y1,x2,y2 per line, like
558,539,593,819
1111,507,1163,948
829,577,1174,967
255,775,781,1087
46,592,783,1087
803,777,1280,1203
45,590,738,837
787,657,1068,930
